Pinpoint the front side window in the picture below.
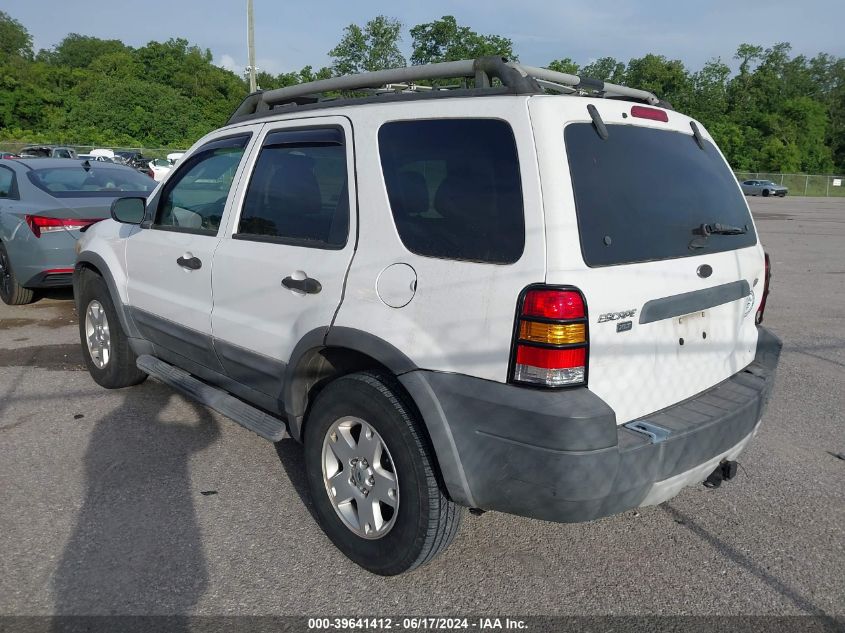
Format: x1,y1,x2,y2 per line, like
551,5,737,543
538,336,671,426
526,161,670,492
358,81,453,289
154,135,249,235
378,119,525,264
236,128,349,248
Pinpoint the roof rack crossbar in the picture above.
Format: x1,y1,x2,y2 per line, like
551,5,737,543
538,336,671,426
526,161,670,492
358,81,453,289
227,57,662,123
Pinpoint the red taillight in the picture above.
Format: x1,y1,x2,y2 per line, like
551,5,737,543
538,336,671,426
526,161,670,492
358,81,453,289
756,252,771,325
25,215,101,238
631,105,669,122
522,289,585,320
510,286,588,388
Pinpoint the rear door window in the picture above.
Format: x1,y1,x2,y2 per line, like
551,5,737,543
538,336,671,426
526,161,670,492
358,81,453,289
378,119,524,264
565,123,756,266
0,167,16,199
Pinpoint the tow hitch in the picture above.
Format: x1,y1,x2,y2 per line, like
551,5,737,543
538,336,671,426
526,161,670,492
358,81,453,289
703,460,739,488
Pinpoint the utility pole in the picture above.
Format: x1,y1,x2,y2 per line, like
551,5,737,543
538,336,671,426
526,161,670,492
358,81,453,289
247,0,257,92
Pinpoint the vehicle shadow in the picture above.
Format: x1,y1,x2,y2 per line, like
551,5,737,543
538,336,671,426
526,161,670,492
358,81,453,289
36,288,75,302
273,439,319,525
52,382,220,623
661,504,831,617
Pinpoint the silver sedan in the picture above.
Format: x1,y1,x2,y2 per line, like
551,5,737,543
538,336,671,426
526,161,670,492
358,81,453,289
740,179,788,197
0,159,155,305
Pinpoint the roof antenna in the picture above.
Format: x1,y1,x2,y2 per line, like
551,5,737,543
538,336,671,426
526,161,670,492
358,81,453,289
587,104,608,140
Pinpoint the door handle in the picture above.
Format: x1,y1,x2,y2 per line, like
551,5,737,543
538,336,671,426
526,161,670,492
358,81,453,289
176,255,202,270
282,276,322,294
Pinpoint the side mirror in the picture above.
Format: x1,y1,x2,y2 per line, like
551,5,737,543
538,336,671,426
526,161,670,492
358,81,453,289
110,197,146,225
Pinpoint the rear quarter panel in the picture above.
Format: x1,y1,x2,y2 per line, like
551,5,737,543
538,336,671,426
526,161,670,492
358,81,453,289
332,98,547,380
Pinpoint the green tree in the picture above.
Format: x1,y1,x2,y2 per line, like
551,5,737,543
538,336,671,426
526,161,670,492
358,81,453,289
410,16,515,65
329,16,405,75
623,54,692,110
39,34,126,68
580,57,625,83
0,10,32,59
687,59,731,124
546,58,579,75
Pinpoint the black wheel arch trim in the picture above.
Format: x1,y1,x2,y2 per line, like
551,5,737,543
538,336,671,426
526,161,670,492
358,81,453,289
74,252,141,338
283,326,418,439
283,326,475,506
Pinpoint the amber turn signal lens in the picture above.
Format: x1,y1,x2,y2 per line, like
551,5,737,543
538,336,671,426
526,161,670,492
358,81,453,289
519,321,586,345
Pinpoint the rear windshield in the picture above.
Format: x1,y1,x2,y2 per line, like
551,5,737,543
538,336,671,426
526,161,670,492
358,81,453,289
27,166,155,198
565,123,756,266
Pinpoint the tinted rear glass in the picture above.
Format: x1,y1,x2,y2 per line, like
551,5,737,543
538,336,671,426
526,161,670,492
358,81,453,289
28,166,155,198
565,123,756,266
378,119,524,264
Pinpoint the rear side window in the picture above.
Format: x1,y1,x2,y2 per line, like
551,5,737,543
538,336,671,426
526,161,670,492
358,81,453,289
236,128,348,248
0,167,16,199
565,124,756,266
378,119,524,264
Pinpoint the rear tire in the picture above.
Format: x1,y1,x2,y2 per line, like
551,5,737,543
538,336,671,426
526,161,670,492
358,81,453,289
76,269,147,389
0,242,35,305
303,371,463,575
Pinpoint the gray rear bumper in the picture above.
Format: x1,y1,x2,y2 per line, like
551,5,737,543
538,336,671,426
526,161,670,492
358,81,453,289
400,327,782,523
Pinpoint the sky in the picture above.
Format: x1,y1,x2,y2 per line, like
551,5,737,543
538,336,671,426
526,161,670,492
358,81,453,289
4,0,845,77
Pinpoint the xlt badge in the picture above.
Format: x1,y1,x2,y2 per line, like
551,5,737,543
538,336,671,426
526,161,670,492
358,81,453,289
598,309,637,323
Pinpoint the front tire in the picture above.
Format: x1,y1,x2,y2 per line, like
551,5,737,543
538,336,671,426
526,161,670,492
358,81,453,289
0,242,35,305
304,371,463,575
76,269,147,389
762,189,770,197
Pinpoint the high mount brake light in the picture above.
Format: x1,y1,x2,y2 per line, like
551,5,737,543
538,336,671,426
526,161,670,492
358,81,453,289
25,215,101,238
631,105,669,122
510,287,588,388
756,252,771,325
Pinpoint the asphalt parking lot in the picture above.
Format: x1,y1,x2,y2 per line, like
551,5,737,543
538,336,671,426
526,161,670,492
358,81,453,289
0,197,843,618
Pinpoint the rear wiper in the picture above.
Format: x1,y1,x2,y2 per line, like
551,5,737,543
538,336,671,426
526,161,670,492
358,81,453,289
689,222,748,250
694,222,748,236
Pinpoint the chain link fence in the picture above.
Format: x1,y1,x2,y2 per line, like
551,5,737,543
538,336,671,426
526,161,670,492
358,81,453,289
0,142,186,160
734,172,845,197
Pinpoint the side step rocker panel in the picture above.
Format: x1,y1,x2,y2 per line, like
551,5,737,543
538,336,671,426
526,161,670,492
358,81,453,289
136,355,288,442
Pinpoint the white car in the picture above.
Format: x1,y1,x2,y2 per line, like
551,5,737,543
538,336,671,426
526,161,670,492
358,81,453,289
148,158,172,182
90,148,115,160
73,57,781,575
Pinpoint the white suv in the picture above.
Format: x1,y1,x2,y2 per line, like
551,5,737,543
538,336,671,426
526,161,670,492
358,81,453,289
74,58,781,575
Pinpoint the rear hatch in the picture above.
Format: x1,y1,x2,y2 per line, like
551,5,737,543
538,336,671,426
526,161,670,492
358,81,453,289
530,97,765,425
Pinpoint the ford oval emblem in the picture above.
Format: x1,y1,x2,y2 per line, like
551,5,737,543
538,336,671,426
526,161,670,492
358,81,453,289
697,264,713,279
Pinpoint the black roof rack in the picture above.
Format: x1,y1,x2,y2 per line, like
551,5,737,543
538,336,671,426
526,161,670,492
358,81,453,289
228,56,663,125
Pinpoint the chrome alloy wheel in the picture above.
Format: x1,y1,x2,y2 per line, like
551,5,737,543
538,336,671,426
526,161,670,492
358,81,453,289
84,300,111,369
322,416,399,539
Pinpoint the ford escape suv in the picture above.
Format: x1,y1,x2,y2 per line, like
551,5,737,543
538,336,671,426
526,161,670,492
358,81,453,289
73,57,781,576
